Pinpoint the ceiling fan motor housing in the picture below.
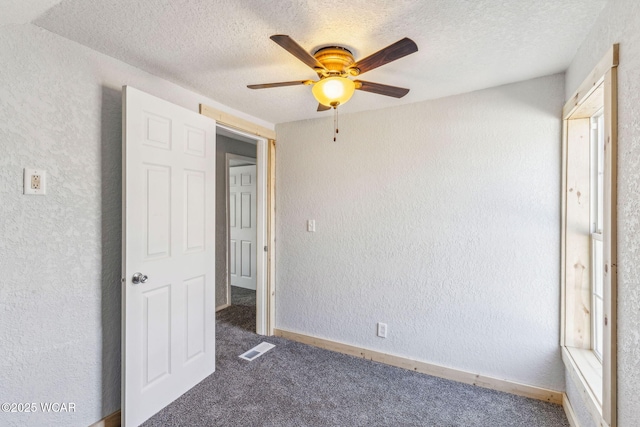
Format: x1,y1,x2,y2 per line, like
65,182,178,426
313,46,357,77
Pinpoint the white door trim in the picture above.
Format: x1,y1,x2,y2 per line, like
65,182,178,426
217,124,268,336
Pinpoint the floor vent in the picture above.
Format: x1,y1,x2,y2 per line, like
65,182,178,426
239,342,275,361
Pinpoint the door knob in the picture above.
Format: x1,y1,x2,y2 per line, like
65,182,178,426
132,272,148,284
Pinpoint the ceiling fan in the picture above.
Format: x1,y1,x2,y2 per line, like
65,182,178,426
248,35,418,112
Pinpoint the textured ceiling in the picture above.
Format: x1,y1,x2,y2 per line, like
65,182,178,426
0,0,63,26
32,0,606,125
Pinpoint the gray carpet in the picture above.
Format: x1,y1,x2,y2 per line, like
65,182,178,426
142,300,569,427
217,286,257,333
230,285,257,307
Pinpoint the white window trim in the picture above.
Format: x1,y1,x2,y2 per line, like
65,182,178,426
591,232,604,362
561,44,618,427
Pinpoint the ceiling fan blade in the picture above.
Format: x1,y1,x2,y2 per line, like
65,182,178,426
270,35,327,71
317,103,331,112
247,80,313,89
354,80,410,98
350,38,418,75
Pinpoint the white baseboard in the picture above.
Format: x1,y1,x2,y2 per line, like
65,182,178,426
89,410,120,427
231,283,256,291
274,328,563,405
563,393,581,427
216,303,231,312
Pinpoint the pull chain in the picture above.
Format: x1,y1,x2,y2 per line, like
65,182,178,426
333,105,339,142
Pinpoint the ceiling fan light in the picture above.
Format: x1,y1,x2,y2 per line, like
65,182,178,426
312,77,356,107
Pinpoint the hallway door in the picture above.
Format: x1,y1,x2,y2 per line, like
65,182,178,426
229,165,257,290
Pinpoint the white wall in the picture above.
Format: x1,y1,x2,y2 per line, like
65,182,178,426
275,74,565,391
0,23,272,427
566,370,597,427
565,0,640,424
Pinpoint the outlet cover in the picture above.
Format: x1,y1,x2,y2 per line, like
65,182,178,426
24,168,46,195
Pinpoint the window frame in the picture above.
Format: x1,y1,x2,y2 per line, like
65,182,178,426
590,111,605,362
591,232,604,361
561,44,618,427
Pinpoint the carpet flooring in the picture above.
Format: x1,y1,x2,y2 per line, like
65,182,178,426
230,286,257,308
217,286,257,333
142,291,569,427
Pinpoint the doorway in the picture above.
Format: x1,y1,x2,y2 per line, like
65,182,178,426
215,125,269,335
227,155,257,331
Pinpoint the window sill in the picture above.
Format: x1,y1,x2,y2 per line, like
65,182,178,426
562,346,607,426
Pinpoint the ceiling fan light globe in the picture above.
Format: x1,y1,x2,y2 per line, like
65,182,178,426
312,77,355,107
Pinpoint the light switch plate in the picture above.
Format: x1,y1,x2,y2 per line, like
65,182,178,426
24,168,46,195
307,219,315,232
377,322,387,338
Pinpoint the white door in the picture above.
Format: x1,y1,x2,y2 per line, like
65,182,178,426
229,165,257,290
122,86,216,426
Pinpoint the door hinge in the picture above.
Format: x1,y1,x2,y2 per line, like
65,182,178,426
264,246,268,252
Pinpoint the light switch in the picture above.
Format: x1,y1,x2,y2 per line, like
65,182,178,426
307,219,315,232
377,322,387,338
23,168,46,195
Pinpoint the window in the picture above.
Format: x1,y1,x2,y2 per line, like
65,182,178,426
561,45,617,427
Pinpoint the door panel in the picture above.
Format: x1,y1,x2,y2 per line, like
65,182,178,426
241,240,252,277
185,275,206,361
184,170,206,252
241,192,251,228
144,165,171,259
123,86,216,426
143,285,171,386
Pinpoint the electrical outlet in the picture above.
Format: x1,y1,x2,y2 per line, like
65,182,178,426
377,322,387,338
31,174,41,190
23,168,46,195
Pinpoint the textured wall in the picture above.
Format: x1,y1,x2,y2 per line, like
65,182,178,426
0,24,271,427
215,135,256,307
566,369,596,427
565,0,640,424
565,372,597,427
275,74,565,391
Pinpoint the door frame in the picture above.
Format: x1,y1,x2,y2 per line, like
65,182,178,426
225,154,257,301
200,104,275,336
217,124,270,335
